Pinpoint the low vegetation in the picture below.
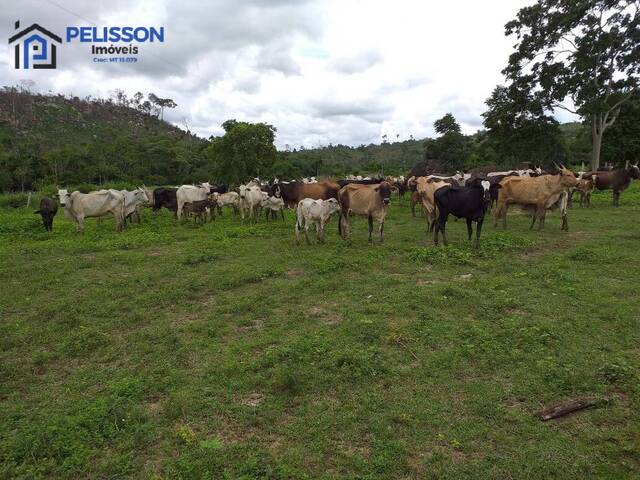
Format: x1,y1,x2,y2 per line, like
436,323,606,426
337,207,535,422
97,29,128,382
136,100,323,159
1,185,638,478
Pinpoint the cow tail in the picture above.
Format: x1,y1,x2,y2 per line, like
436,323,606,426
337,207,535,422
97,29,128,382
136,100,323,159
295,202,303,231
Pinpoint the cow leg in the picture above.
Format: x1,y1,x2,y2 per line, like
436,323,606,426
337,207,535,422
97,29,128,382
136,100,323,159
280,209,285,221
295,218,301,244
501,204,508,229
305,221,312,245
475,218,483,247
265,208,270,221
529,211,537,230
379,220,384,243
368,215,374,243
441,220,448,246
539,208,546,230
493,202,502,228
613,191,620,207
77,217,84,233
411,201,416,217
466,218,473,241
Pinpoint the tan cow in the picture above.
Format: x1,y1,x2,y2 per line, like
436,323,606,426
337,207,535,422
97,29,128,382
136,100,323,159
337,181,393,243
494,167,578,229
415,177,449,232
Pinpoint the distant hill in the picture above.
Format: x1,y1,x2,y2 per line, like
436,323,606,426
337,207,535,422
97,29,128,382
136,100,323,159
0,87,208,191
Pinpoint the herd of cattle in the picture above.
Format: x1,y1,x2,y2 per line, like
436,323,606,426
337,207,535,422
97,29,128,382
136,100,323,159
31,161,640,246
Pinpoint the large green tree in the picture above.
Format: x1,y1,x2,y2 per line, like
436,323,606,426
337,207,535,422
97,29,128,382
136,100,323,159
482,84,566,166
503,0,639,169
424,114,471,170
206,120,277,184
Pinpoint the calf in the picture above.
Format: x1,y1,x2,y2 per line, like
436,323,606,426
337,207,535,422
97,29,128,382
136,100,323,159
176,183,211,219
338,181,393,243
433,178,492,247
295,198,341,244
215,191,240,215
581,163,640,206
182,198,216,224
261,196,285,221
34,197,58,231
576,175,597,207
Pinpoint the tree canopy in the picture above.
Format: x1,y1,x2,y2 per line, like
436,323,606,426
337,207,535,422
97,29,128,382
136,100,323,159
206,120,278,184
502,0,640,168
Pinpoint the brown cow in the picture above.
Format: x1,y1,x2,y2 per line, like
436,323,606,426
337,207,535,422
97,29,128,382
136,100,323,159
494,167,578,229
338,181,393,243
581,163,640,206
416,177,449,232
273,181,341,208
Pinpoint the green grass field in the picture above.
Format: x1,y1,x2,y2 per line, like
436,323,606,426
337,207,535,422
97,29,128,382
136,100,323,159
1,185,639,479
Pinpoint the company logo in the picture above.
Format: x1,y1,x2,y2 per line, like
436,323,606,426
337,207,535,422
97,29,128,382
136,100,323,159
8,20,61,69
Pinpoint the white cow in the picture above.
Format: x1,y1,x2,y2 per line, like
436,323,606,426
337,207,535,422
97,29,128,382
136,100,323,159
238,184,263,220
215,191,240,215
61,190,125,232
121,188,149,223
261,195,285,221
295,197,341,244
176,182,211,219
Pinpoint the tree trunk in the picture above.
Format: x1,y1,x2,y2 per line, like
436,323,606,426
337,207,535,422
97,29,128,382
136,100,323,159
591,114,602,171
591,129,602,171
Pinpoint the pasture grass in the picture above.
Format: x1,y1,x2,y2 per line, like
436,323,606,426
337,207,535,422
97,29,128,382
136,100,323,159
1,185,639,479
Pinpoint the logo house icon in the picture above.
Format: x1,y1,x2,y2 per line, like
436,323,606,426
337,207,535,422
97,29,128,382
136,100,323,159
9,21,61,69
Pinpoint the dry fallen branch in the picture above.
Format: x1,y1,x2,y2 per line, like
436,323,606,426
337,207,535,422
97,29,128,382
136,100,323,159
536,398,597,421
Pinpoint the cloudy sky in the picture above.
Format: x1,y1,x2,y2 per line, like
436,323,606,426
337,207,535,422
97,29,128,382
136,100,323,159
1,0,573,149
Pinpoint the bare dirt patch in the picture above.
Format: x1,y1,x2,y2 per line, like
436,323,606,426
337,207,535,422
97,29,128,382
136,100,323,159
309,305,343,325
416,279,436,286
240,392,265,407
286,269,304,279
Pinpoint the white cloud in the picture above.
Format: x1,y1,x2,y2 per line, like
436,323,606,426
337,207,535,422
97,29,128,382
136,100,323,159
1,0,573,149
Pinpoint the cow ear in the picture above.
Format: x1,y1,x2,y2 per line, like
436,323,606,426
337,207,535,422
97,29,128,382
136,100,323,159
374,186,380,191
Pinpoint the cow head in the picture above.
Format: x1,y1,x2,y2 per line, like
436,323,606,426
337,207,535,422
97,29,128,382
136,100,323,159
628,162,640,179
57,189,69,206
135,188,149,204
374,181,393,205
479,180,492,203
239,184,248,199
555,164,579,187
324,197,341,215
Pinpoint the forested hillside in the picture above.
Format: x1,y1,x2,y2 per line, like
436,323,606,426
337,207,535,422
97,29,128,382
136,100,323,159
0,87,208,192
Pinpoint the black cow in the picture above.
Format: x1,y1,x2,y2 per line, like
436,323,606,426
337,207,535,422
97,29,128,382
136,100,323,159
153,187,178,216
433,178,494,247
34,197,58,231
209,184,228,195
